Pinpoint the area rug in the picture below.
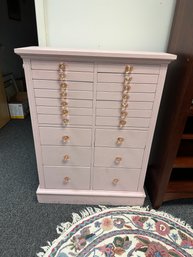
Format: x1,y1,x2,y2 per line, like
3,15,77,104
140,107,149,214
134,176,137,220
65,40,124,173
37,206,193,257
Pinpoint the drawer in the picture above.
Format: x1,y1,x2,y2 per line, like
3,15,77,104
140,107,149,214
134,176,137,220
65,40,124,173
97,83,157,93
33,80,93,91
36,98,92,108
37,106,92,116
98,73,158,84
39,127,92,146
94,147,144,168
93,167,140,191
96,116,150,128
34,89,93,100
31,60,94,72
42,146,91,166
96,109,152,118
38,114,92,126
32,70,94,82
44,166,90,190
96,100,153,110
97,63,160,74
95,129,147,148
97,92,155,101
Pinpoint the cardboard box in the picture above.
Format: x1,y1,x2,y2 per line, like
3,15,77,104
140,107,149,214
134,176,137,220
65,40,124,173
8,92,29,119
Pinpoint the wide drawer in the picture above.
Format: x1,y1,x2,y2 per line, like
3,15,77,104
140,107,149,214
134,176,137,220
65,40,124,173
31,60,94,72
38,114,92,126
97,83,157,93
98,73,158,84
42,146,91,166
34,89,93,100
32,70,94,82
44,166,90,189
36,98,92,108
33,80,93,91
96,101,153,110
93,167,140,191
96,116,150,128
95,129,147,148
39,127,92,146
94,147,144,168
96,109,151,118
37,106,92,116
96,92,155,101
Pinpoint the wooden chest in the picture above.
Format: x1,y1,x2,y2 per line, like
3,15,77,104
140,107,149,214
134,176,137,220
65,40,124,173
15,47,176,205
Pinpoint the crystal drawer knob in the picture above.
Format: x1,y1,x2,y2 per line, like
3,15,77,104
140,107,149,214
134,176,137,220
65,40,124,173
62,136,70,143
63,176,70,184
116,137,124,145
63,155,70,161
114,157,122,164
112,178,119,185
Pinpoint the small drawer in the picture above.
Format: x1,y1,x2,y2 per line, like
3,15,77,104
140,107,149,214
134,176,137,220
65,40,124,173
93,167,140,191
34,89,93,100
94,147,144,168
31,60,94,72
97,73,158,84
38,114,92,126
97,63,160,74
37,106,92,116
32,70,94,82
95,129,147,148
97,83,157,93
39,127,92,146
36,98,93,108
44,166,90,189
42,146,91,166
96,116,150,128
96,100,153,110
33,80,93,91
96,92,155,101
96,109,152,118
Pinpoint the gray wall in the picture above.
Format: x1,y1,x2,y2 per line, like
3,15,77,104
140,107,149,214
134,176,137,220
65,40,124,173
0,0,38,78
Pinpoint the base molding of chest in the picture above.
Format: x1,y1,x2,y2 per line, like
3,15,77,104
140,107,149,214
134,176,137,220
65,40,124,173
36,187,145,205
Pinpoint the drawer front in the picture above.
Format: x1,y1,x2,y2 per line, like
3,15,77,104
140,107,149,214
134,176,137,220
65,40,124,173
97,92,155,101
37,106,92,116
96,100,153,110
34,89,93,100
42,146,91,166
33,80,93,90
39,127,92,146
93,167,140,191
96,116,150,128
32,70,94,82
94,147,144,168
97,63,160,74
31,60,94,72
44,166,90,189
95,129,147,148
97,83,157,93
38,114,92,126
98,73,158,84
96,109,152,118
36,98,93,108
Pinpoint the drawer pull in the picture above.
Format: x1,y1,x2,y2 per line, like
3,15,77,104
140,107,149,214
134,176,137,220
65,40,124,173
114,157,122,164
125,65,133,73
59,63,69,125
63,176,70,184
119,119,127,128
62,136,70,143
112,178,119,185
63,154,70,161
116,137,124,145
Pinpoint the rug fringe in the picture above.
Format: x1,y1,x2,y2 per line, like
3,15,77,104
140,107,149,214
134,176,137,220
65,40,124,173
36,205,193,257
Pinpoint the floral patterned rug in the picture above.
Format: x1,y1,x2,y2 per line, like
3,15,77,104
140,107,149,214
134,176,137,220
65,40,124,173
37,206,193,257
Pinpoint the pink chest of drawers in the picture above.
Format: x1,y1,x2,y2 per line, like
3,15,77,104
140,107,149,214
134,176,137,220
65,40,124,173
15,47,176,205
